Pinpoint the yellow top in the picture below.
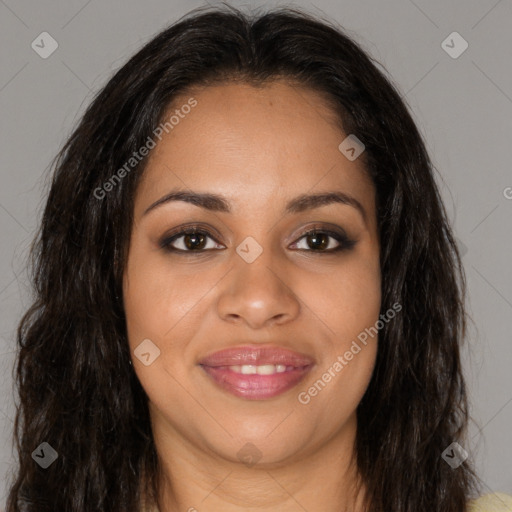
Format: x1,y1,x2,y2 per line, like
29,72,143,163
469,493,512,511
142,493,512,511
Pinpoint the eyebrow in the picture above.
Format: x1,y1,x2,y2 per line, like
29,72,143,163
142,189,367,223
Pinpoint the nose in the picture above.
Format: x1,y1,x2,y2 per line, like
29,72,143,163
216,248,301,329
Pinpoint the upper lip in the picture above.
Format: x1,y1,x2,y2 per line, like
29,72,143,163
198,345,315,367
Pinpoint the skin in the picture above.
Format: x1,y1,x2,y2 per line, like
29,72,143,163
123,81,381,512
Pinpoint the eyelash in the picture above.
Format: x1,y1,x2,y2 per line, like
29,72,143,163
159,223,356,255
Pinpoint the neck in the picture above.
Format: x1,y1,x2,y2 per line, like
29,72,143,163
148,411,366,512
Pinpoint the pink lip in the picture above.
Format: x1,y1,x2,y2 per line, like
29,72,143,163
199,345,315,400
199,345,315,367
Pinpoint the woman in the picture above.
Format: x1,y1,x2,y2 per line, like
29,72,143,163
6,5,511,512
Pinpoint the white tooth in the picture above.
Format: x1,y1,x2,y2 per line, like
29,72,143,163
256,364,277,375
228,364,290,374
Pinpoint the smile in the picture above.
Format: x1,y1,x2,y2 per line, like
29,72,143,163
200,364,313,399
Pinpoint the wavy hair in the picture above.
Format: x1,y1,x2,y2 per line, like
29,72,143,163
6,4,478,511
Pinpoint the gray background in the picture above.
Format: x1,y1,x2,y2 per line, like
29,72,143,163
1,0,511,505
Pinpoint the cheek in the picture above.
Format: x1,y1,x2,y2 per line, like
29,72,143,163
327,261,381,380
123,242,210,345
293,256,380,409
298,255,381,340
331,267,381,338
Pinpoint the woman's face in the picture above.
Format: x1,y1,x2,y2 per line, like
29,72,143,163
123,81,381,466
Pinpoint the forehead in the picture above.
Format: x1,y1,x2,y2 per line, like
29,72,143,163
135,80,375,220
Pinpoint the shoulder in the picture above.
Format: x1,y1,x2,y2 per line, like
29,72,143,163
468,493,512,512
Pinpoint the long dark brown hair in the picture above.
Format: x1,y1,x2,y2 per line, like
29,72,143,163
6,4,478,511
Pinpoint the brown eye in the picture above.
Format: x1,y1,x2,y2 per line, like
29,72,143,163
183,232,207,250
305,232,330,250
291,228,356,253
160,228,225,253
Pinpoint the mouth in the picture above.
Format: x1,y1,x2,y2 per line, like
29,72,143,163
198,345,315,400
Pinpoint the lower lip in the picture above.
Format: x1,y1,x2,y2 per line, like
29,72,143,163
200,365,313,400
